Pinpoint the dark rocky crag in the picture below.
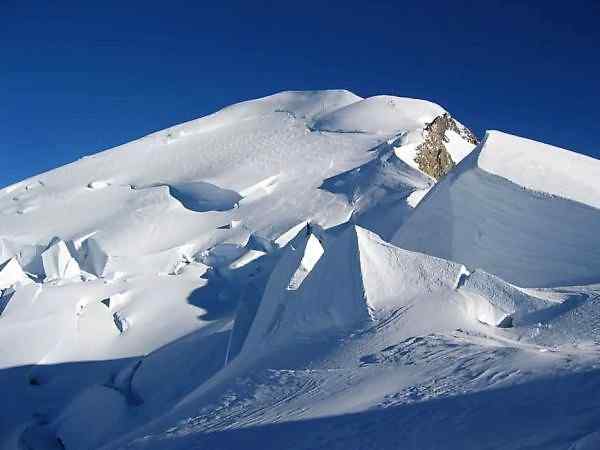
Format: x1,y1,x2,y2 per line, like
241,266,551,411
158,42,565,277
414,114,478,179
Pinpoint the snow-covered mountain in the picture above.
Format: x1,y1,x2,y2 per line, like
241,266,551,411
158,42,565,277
1,90,599,450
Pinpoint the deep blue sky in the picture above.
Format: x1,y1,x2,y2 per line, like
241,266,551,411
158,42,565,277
1,0,599,188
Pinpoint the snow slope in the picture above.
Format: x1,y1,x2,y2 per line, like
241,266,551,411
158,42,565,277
0,90,599,450
93,225,599,450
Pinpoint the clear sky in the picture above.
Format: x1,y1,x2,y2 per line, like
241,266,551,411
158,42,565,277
1,0,599,188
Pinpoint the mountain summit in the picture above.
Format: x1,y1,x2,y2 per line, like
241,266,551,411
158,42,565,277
1,90,599,450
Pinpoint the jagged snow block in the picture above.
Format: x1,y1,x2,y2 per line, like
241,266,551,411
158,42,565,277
15,244,45,275
79,238,109,277
0,258,33,289
42,240,81,281
0,239,45,276
274,221,308,249
287,234,324,290
246,233,275,253
241,226,372,355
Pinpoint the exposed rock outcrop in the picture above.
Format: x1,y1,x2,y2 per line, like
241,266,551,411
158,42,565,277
414,114,478,179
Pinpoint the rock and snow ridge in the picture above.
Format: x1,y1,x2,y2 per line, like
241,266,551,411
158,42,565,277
0,90,599,450
411,113,479,179
392,130,600,287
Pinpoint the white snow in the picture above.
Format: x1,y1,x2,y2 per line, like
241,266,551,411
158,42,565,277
286,233,324,290
392,132,600,287
444,128,475,163
41,239,81,281
405,187,430,207
392,129,425,171
79,237,109,276
241,226,371,355
457,269,552,326
0,258,32,290
312,96,445,135
479,130,600,209
55,385,129,449
240,225,556,355
1,90,598,450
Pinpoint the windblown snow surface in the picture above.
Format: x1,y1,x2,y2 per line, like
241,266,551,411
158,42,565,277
1,90,599,450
